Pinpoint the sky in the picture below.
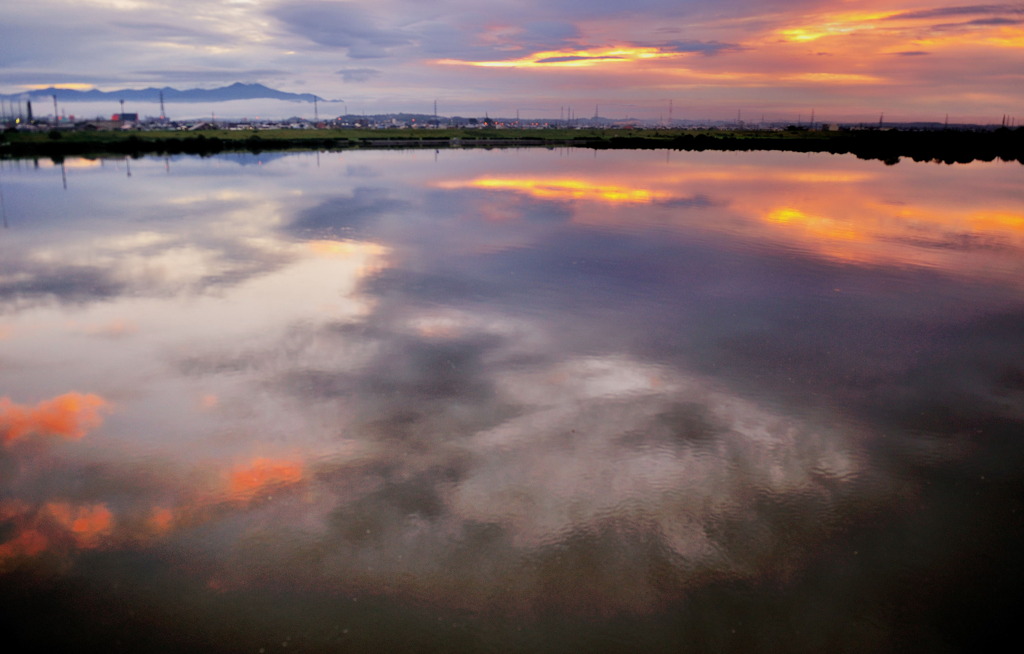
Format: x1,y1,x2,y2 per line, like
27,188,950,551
1,1,1023,122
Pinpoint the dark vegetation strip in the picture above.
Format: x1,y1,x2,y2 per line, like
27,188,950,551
2,127,1022,165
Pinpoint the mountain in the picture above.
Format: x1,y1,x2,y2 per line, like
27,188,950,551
1,83,324,103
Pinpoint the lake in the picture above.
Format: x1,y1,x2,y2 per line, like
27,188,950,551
1,148,1022,653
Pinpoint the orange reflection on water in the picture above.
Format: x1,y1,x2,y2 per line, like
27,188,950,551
147,507,176,534
442,159,1023,276
1,392,110,445
306,239,389,258
754,196,1024,267
0,501,115,564
766,207,867,244
0,501,49,563
0,528,49,561
227,457,305,502
439,177,674,204
44,502,115,548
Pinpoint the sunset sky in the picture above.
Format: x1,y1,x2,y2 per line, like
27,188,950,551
2,1,1022,122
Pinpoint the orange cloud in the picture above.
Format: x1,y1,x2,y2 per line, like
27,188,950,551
199,393,220,410
774,7,1024,51
72,318,138,337
776,11,900,43
25,83,95,91
226,458,305,502
436,45,683,68
1,392,110,446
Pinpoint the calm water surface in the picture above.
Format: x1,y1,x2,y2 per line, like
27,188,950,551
1,149,1022,653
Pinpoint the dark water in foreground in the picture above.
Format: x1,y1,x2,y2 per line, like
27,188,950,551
1,149,1022,653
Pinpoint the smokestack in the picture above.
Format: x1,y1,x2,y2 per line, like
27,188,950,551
26,100,33,122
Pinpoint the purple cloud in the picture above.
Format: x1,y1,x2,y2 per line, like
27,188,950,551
270,2,411,58
535,55,625,63
661,40,742,56
336,68,382,82
888,4,1024,20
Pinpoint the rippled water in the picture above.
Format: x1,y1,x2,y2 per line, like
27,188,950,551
1,149,1022,653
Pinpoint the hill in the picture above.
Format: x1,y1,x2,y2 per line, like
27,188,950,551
0,82,323,104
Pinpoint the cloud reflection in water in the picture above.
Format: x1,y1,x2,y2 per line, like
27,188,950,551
0,149,1022,649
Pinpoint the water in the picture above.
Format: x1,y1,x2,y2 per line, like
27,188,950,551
1,148,1022,653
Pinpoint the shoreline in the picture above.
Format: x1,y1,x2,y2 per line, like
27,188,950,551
2,127,1022,165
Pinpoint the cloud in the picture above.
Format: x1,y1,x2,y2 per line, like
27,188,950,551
109,20,213,40
409,17,584,62
270,2,411,58
436,44,689,68
661,39,742,55
1,393,110,446
967,16,1024,23
336,67,381,82
888,4,1024,20
132,69,292,83
535,55,624,63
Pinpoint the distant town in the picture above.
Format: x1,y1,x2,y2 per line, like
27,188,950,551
0,105,1017,134
3,82,1018,133
3,93,1021,167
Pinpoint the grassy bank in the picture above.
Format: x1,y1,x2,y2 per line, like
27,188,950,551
2,126,1021,165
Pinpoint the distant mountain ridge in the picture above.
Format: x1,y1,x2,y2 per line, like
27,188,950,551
1,82,324,103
